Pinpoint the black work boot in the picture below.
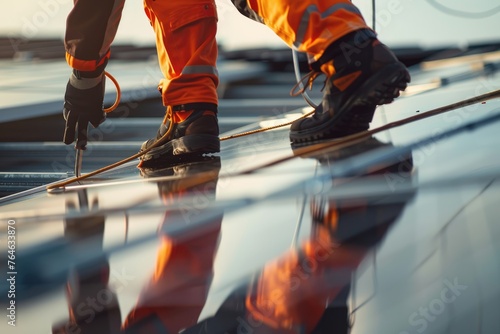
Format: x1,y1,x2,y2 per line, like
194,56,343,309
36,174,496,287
139,103,220,167
290,29,410,143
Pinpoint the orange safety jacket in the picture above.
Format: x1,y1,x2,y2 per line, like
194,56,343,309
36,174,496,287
65,0,370,108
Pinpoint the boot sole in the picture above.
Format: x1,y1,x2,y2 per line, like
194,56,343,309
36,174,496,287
290,62,410,143
140,134,220,164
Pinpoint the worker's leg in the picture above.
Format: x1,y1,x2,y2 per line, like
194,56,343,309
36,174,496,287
140,0,220,165
231,0,410,142
143,0,219,106
231,0,369,62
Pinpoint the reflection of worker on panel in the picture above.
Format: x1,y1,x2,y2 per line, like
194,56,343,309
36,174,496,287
124,159,223,332
53,189,121,334
243,138,415,333
53,158,223,334
54,138,414,333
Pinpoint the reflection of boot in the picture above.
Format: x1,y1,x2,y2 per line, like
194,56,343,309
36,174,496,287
141,158,222,228
124,157,222,334
292,136,414,181
139,156,221,195
308,136,414,246
240,138,415,334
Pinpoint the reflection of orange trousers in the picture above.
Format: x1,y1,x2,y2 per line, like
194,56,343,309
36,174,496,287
143,0,370,107
123,226,220,333
245,226,366,333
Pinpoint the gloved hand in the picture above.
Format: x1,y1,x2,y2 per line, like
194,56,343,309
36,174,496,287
63,70,106,149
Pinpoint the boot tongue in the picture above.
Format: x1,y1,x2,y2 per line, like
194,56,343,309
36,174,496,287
173,110,194,123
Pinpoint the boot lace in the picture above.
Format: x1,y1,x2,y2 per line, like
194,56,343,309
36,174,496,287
290,70,322,97
159,106,175,142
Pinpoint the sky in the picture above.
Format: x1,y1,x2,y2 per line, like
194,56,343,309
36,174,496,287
1,0,499,50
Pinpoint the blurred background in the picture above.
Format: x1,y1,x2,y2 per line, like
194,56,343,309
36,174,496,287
1,0,499,52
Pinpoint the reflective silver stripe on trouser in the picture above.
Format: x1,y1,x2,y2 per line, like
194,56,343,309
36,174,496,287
181,65,219,76
293,4,363,49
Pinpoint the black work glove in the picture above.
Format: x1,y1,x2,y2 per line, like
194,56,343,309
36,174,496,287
63,70,106,149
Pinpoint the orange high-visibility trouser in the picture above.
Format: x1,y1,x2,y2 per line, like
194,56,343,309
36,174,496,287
143,0,370,108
